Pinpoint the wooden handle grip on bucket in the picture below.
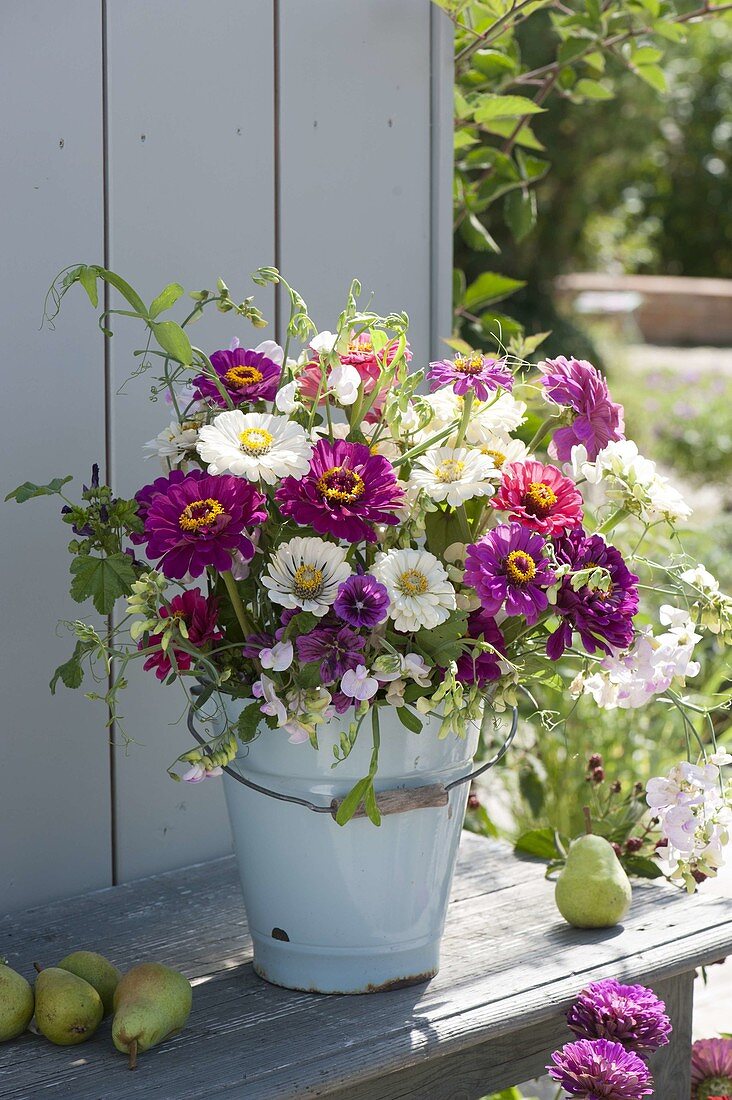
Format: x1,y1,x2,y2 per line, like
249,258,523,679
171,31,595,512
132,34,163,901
330,782,449,820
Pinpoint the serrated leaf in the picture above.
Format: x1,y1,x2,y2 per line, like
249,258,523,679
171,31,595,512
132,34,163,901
464,271,526,310
69,552,137,614
151,320,193,365
574,78,614,100
50,641,87,694
504,188,536,243
5,475,73,503
653,21,686,43
282,610,319,641
479,120,545,151
237,701,264,743
631,45,663,64
474,94,546,122
461,212,501,253
149,282,185,318
515,828,561,861
454,129,478,150
635,64,667,93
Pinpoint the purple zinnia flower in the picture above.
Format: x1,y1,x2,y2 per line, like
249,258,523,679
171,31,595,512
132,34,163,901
548,529,639,660
192,346,281,406
139,468,267,579
131,468,189,545
428,352,514,402
548,1038,654,1099
276,438,404,544
333,573,390,629
455,610,505,687
539,356,625,462
296,625,365,684
142,589,223,681
567,980,671,1058
464,522,556,625
691,1038,732,1100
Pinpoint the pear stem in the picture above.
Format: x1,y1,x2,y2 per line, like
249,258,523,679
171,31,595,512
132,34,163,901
583,806,593,834
129,1039,138,1071
33,962,43,973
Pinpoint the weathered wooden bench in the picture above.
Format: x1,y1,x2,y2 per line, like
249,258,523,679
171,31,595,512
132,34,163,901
2,833,731,1099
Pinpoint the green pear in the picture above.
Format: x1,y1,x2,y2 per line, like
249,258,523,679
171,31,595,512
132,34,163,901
57,951,120,1016
556,831,632,929
34,967,104,1045
112,963,192,1069
0,959,34,1041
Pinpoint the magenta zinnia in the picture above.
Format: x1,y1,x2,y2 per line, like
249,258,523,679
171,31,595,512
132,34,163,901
691,1038,732,1100
276,438,403,543
428,352,514,402
142,589,223,681
548,529,639,660
192,346,281,406
548,1038,654,1099
139,469,267,579
566,979,671,1058
491,459,584,535
539,355,625,462
464,522,556,624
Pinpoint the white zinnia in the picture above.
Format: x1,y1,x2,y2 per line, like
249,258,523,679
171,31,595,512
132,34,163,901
478,432,531,475
373,548,456,633
262,536,351,617
144,419,200,467
417,390,527,447
410,447,496,507
197,410,312,484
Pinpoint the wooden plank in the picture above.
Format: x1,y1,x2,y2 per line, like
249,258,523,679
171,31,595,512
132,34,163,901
649,973,694,1100
277,0,433,363
1,836,730,1098
103,0,276,881
0,0,112,911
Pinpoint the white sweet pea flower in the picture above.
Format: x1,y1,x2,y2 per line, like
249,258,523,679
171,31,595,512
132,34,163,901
681,564,720,594
260,640,294,673
182,763,223,783
340,665,379,702
329,362,361,405
310,330,339,355
710,748,732,767
275,380,299,414
254,339,285,366
253,674,287,725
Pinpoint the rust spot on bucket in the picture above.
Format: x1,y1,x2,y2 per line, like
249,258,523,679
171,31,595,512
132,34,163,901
364,968,437,993
271,927,289,942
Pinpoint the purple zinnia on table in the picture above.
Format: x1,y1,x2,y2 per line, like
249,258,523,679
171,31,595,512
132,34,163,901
691,1038,732,1100
427,352,514,402
276,438,404,544
566,979,671,1058
547,529,639,660
192,346,281,406
464,522,556,624
455,610,505,688
539,355,625,462
548,1038,654,1099
333,573,390,629
142,589,223,681
139,469,267,579
296,624,366,684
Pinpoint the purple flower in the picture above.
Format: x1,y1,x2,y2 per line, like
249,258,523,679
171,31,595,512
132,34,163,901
192,347,281,406
691,1037,732,1099
428,353,514,402
548,1038,654,1099
138,469,267,579
333,573,390,628
548,529,639,660
455,610,505,687
567,980,671,1058
132,468,189,545
464,522,556,625
539,356,625,462
142,589,223,681
276,438,404,544
296,625,365,684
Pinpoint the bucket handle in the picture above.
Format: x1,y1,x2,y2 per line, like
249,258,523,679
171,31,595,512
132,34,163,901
186,702,518,820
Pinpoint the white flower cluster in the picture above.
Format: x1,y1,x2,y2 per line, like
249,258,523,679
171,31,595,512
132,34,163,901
646,753,732,891
571,605,701,710
580,440,691,525
681,563,732,641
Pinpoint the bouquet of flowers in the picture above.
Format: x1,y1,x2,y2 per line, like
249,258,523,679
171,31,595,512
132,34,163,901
10,265,731,846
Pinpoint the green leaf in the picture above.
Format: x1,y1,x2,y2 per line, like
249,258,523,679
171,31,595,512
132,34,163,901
558,37,589,66
478,312,524,342
151,321,193,365
631,45,663,65
414,610,469,664
464,271,526,311
474,95,546,122
5,475,72,503
424,507,463,561
515,828,561,861
294,661,323,690
454,129,478,151
149,282,185,318
97,269,148,316
574,78,614,100
282,610,319,641
471,49,517,79
363,782,382,827
653,21,686,43
635,64,667,93
69,552,137,614
78,266,99,308
335,776,371,826
461,212,500,253
519,767,545,817
50,641,87,694
479,119,545,151
622,855,665,879
237,701,264,743
504,189,536,243
397,707,423,735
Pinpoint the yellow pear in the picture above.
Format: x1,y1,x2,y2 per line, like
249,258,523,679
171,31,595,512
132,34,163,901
0,959,34,1041
34,966,103,1045
112,963,192,1069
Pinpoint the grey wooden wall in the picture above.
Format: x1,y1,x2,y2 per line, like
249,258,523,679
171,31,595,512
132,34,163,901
1,0,453,912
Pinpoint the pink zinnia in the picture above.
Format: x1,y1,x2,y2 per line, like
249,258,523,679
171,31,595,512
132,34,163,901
491,459,583,535
299,333,410,422
691,1038,732,1100
539,355,625,462
142,589,223,681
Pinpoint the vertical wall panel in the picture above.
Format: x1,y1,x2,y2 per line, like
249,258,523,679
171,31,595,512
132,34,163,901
0,2,111,911
105,0,276,881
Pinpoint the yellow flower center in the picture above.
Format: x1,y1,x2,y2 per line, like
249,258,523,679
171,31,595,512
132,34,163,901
178,498,224,533
482,447,506,468
292,564,324,600
397,568,429,596
316,465,366,504
505,549,537,585
348,337,373,355
239,427,274,455
434,458,465,483
224,364,264,388
454,353,485,376
524,480,557,517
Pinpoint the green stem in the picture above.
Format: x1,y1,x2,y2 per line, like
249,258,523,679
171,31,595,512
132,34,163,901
454,391,473,449
598,507,629,535
391,419,461,469
222,571,253,638
528,414,562,452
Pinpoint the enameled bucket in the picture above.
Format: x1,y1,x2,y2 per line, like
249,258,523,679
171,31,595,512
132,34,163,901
219,703,481,994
